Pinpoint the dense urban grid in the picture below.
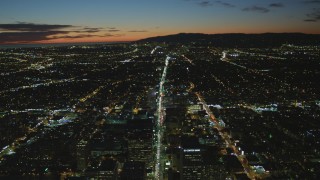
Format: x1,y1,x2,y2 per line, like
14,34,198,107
0,38,320,179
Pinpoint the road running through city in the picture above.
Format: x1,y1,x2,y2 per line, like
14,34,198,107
195,92,270,179
154,56,170,180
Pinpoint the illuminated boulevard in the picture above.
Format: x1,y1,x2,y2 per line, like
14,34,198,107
154,56,170,180
195,92,270,180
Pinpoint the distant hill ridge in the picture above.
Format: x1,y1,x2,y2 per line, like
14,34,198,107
137,33,320,48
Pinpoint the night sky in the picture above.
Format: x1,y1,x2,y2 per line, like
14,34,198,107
0,0,319,44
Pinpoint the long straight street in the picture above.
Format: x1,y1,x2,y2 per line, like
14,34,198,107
195,92,262,180
154,56,170,180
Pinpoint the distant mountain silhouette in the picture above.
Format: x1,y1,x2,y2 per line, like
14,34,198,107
137,33,320,48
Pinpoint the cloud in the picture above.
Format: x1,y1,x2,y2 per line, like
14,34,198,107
304,19,317,22
184,0,235,8
128,30,148,32
303,0,320,4
108,29,121,32
215,1,235,8
198,1,212,7
82,27,104,33
50,34,106,39
242,6,270,13
0,22,73,32
0,22,121,44
0,31,68,44
0,31,117,44
269,3,284,7
304,8,320,22
105,33,125,37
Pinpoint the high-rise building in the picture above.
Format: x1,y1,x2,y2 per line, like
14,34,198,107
127,130,153,170
120,161,146,180
76,139,89,171
180,148,203,180
179,136,203,180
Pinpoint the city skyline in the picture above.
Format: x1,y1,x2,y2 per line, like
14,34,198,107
1,4,320,177
0,0,320,44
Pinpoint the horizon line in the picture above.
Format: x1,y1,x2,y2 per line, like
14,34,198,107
1,32,320,46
